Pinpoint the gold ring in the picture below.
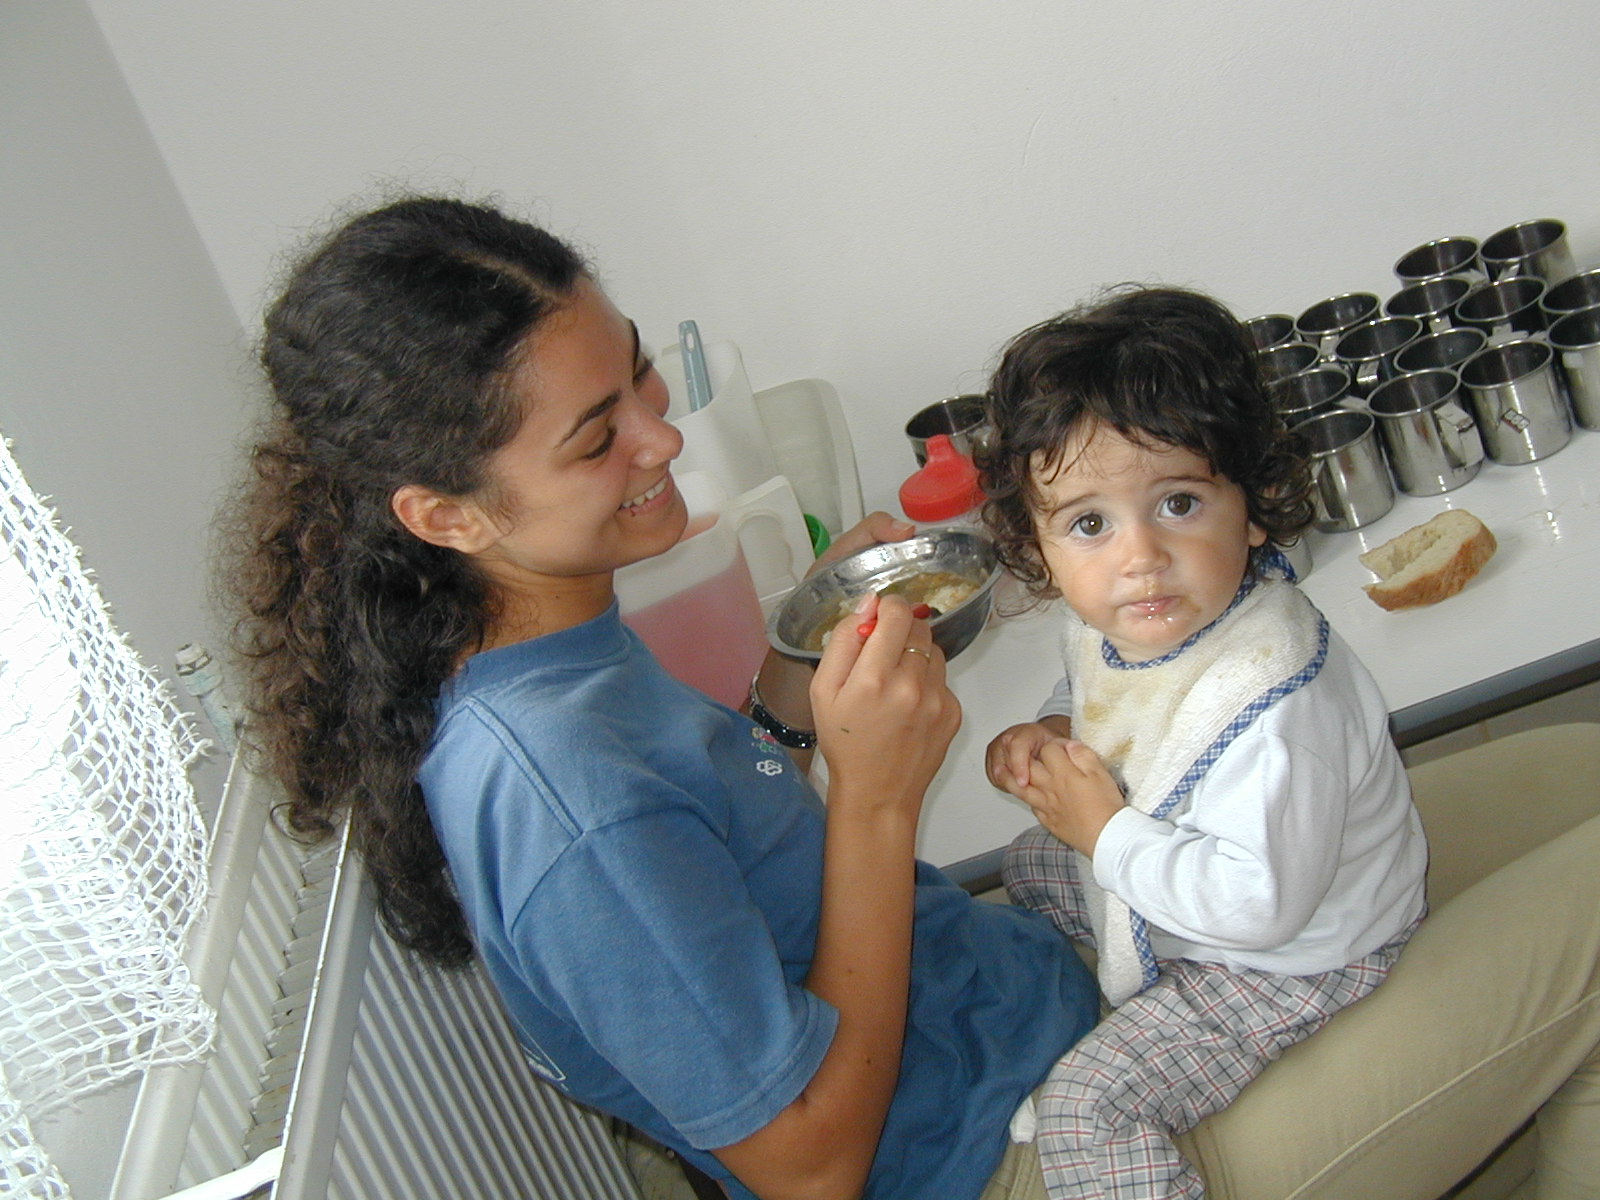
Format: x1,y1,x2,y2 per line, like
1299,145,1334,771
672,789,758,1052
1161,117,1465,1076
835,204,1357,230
903,646,931,660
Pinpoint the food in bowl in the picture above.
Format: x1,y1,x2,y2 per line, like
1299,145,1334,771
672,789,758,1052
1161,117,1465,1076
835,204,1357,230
803,570,984,651
767,529,1002,663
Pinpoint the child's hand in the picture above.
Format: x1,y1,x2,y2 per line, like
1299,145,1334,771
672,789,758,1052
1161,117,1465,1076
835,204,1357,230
1015,739,1125,858
984,716,1073,795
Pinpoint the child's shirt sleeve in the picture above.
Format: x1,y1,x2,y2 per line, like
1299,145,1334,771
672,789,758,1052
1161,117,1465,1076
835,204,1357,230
1091,727,1347,952
1035,674,1074,722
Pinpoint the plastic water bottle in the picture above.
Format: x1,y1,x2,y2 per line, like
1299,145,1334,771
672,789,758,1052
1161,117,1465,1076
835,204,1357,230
174,643,241,753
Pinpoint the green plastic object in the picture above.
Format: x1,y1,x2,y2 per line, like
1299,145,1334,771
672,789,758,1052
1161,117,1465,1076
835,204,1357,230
804,513,831,557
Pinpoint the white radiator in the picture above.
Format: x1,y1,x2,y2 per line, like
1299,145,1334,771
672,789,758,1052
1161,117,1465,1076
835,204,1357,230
112,757,643,1200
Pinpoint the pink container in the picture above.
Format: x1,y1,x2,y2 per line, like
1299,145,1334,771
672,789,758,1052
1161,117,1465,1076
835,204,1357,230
617,471,812,709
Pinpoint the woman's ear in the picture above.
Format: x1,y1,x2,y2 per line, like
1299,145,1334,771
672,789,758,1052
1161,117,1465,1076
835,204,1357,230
391,484,498,554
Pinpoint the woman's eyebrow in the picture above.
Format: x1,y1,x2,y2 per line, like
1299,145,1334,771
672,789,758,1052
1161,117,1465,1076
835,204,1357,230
560,394,619,446
558,323,642,446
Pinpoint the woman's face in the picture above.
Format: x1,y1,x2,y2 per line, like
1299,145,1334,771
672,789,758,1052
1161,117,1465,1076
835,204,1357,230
467,279,686,601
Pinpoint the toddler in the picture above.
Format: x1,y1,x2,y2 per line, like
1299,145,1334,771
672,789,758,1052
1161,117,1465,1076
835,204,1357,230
978,287,1427,1200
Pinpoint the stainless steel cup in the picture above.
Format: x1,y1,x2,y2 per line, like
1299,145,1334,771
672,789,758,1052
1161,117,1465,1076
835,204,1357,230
1368,370,1485,495
1244,314,1298,352
1274,537,1313,581
906,394,991,465
1452,276,1548,343
1394,237,1485,287
1384,276,1474,333
1334,316,1423,398
1269,364,1354,426
1480,219,1577,284
1295,293,1381,361
1393,326,1488,376
1542,269,1600,322
1458,339,1573,463
1255,340,1319,383
1298,408,1395,532
1548,307,1600,430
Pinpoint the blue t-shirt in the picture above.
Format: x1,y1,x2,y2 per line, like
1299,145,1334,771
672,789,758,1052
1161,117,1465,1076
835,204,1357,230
420,602,1097,1200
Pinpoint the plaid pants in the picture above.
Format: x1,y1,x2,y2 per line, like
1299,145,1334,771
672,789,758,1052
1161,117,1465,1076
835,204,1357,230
1005,826,1415,1200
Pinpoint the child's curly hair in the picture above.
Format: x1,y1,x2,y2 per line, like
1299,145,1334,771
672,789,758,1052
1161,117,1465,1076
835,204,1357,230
975,285,1314,604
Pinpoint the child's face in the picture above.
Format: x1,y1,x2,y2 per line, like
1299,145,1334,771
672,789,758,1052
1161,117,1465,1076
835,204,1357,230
1028,422,1267,662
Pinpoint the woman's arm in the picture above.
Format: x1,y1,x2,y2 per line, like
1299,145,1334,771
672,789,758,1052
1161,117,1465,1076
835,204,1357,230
714,592,961,1200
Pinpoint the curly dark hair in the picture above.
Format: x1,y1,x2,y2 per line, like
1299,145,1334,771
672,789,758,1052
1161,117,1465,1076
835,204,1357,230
219,196,587,966
976,285,1314,604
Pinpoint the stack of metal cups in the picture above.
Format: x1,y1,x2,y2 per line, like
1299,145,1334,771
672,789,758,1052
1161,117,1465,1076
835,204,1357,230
1247,217,1598,534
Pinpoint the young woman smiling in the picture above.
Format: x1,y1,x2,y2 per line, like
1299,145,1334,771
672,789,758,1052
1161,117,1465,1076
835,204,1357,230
224,195,1099,1200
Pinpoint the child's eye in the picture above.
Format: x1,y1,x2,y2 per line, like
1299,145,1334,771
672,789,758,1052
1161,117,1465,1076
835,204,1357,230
1162,492,1199,518
1069,512,1107,538
633,354,656,385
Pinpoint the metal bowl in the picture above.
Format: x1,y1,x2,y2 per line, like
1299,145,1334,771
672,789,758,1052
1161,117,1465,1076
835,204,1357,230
767,528,1002,662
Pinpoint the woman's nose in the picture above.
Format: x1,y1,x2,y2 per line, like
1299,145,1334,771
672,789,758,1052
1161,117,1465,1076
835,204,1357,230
628,394,683,466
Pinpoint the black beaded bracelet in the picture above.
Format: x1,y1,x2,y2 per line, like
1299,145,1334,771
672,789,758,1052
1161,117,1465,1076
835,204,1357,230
748,674,817,749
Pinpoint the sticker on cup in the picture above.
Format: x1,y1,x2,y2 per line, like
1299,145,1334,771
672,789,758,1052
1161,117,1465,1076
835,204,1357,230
1457,339,1573,464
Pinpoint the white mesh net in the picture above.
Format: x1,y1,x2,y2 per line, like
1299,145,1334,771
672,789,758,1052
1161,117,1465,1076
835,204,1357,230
1,436,215,1197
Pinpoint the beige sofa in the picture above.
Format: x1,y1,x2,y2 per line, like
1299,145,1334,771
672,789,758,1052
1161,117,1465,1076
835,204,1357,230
1179,722,1600,1200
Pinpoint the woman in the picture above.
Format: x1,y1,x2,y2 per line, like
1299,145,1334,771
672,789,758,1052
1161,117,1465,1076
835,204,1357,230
226,195,1099,1200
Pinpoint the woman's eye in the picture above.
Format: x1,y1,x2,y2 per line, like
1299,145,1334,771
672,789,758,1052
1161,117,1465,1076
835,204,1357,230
1069,513,1106,538
633,355,657,385
582,427,618,460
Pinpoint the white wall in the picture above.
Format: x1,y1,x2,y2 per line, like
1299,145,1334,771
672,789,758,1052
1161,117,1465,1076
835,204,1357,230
1,6,252,1195
8,4,1593,1194
2,2,252,767
87,0,1600,518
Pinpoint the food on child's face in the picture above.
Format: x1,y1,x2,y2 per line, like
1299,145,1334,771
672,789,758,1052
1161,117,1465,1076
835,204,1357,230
806,571,982,650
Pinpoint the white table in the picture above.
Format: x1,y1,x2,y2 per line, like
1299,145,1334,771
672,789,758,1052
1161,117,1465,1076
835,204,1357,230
922,424,1600,883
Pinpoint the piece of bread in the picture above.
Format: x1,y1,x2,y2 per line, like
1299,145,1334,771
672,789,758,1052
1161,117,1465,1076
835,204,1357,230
1359,509,1497,611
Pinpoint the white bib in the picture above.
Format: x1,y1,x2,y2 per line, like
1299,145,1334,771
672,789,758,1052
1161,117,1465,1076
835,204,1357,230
1060,577,1327,1005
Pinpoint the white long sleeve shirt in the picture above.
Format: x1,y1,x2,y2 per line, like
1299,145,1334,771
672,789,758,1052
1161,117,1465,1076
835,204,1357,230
1039,628,1427,975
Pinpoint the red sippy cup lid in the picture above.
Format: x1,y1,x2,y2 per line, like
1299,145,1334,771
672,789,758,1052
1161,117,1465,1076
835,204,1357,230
898,434,984,522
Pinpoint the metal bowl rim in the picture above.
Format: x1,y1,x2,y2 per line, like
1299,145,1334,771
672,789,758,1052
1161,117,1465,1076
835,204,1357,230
767,530,1003,659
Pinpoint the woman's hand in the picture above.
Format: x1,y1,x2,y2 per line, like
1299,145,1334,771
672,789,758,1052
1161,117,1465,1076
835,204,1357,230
808,591,962,814
748,512,921,770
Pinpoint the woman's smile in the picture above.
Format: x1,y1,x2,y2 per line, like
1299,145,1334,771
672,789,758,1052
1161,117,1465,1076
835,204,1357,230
622,474,674,514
